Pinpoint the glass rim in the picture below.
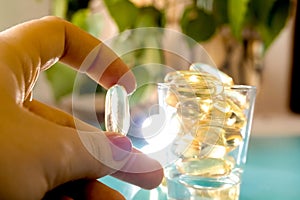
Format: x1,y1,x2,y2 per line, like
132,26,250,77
157,82,256,90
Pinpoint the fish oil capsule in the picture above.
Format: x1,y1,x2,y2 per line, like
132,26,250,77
105,84,130,136
176,157,234,177
164,70,223,96
189,63,234,87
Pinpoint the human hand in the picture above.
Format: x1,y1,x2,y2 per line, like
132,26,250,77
0,16,163,200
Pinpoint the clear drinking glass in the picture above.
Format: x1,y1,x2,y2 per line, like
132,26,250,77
102,65,256,200
158,83,256,200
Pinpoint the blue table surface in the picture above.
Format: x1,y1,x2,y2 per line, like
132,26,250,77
100,136,300,200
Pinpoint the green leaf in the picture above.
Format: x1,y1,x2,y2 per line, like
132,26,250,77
71,9,89,31
52,0,68,18
71,9,103,37
257,0,291,49
228,0,250,38
128,67,151,106
249,0,277,23
44,62,77,101
180,6,216,42
66,0,91,20
268,0,290,33
212,0,229,25
103,0,139,31
103,0,125,6
135,6,165,28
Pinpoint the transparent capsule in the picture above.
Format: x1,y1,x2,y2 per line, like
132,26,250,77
105,84,130,136
163,66,248,172
176,157,234,177
209,99,233,127
226,99,246,129
185,126,226,157
176,97,211,120
189,63,234,87
182,138,228,159
180,139,202,158
199,143,227,158
193,126,226,146
224,128,243,148
226,88,249,109
165,90,179,107
164,70,224,95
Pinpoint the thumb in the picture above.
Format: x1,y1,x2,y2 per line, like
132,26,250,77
77,130,133,170
23,99,163,190
24,98,133,171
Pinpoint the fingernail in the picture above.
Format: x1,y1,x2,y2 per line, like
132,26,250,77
117,71,137,95
108,135,132,161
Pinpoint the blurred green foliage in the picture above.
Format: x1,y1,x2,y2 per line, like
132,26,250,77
46,0,103,101
47,0,292,100
182,0,292,49
104,0,292,50
103,0,165,31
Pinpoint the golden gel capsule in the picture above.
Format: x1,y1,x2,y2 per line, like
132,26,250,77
105,84,130,136
176,157,234,177
189,63,234,87
164,70,223,95
224,128,243,148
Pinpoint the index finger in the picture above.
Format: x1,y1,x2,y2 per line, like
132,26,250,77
54,16,136,93
0,16,136,102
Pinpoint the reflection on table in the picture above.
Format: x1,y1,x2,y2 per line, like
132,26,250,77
100,136,300,200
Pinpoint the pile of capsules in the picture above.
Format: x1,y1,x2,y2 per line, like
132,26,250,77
104,63,248,177
163,63,248,177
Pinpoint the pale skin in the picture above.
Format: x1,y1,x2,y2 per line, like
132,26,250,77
0,16,163,200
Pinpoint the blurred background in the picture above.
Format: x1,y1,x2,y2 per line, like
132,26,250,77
0,0,299,135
